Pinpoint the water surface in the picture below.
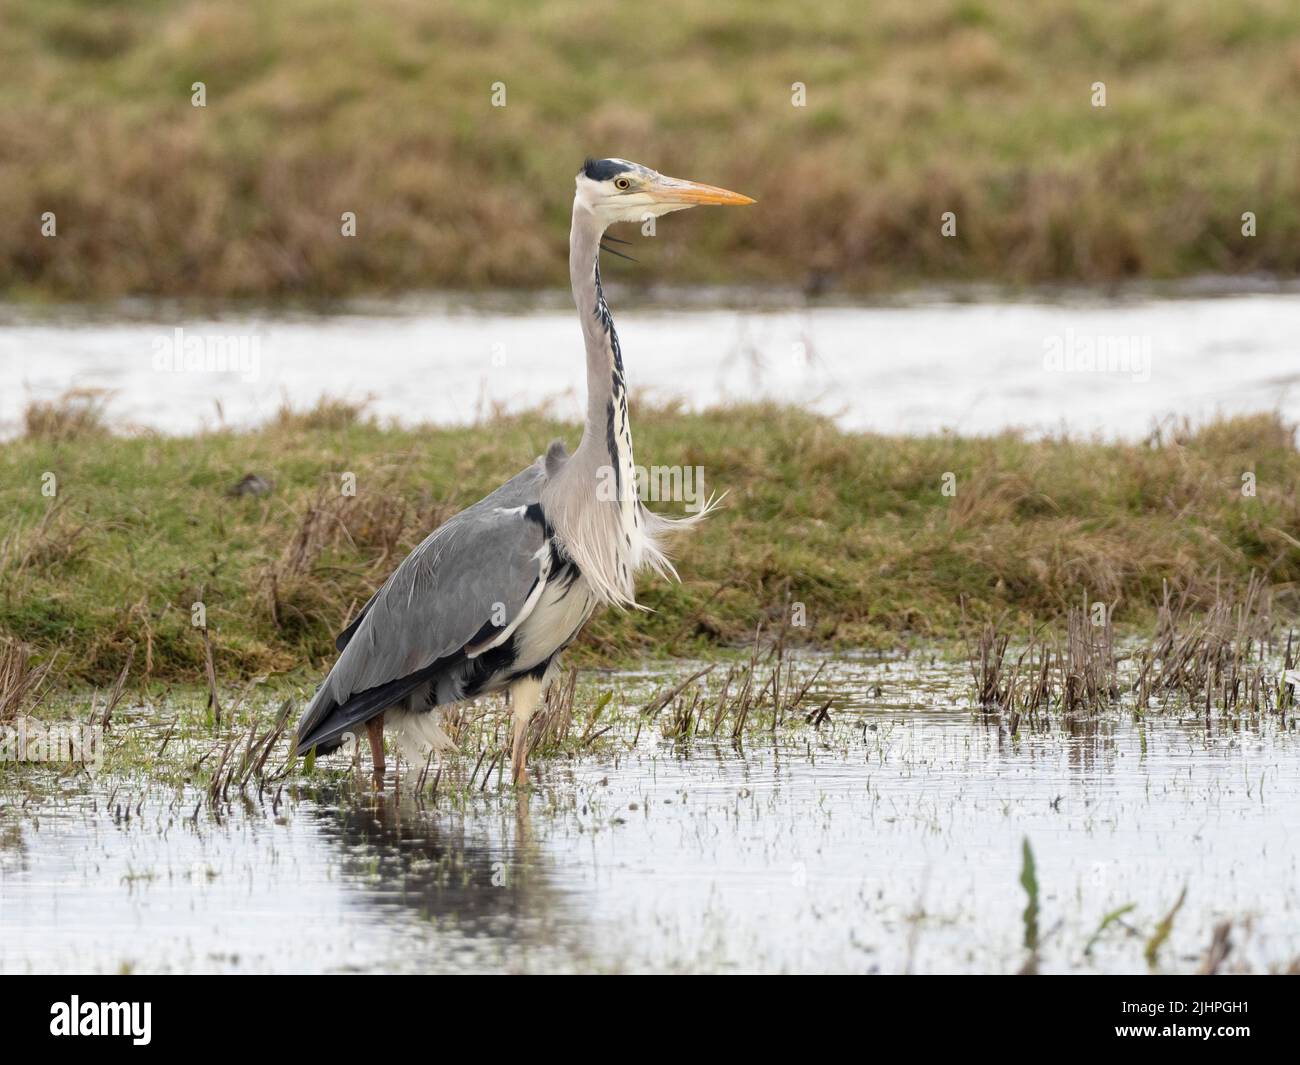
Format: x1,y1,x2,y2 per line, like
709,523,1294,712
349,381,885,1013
2,657,1295,974
2,290,1295,439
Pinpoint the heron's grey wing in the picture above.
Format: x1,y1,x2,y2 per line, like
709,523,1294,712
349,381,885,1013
329,506,548,700
335,586,382,652
296,465,551,751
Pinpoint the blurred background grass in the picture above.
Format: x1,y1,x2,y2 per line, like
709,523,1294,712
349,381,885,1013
3,0,1300,300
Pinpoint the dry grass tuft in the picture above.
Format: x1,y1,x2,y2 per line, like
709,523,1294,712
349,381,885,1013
0,640,54,723
23,389,111,442
971,576,1295,722
1,500,90,576
274,397,372,433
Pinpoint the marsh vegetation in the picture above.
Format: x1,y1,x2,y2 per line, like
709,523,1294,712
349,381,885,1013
2,395,1295,689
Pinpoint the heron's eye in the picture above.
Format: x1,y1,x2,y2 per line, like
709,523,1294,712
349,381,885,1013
614,177,631,190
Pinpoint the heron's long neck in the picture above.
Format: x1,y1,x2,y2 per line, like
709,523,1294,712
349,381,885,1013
569,203,636,499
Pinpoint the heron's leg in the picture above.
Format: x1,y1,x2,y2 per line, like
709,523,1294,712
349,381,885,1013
510,676,544,786
366,713,386,774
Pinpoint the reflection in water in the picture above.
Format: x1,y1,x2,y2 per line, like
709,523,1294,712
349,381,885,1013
303,784,566,953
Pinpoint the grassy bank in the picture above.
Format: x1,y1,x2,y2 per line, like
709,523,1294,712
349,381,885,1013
1,399,1297,687
4,0,1300,300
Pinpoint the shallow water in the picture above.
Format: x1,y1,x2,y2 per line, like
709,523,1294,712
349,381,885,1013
2,289,1297,440
2,657,1296,974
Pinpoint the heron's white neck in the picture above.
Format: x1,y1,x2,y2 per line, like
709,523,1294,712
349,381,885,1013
537,200,644,606
568,205,626,447
540,196,705,608
566,203,638,497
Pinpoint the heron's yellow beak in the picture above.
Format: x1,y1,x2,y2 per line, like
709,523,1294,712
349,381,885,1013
648,174,755,206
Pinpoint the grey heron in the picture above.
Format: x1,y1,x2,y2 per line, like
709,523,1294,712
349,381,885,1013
294,158,754,784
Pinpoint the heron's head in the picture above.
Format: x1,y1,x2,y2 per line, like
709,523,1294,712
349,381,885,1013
575,157,754,226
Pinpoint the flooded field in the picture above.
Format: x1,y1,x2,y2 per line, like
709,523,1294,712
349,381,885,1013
2,654,1296,974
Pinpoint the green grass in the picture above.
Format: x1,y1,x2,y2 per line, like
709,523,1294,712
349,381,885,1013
3,0,1300,300
1,400,1296,687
